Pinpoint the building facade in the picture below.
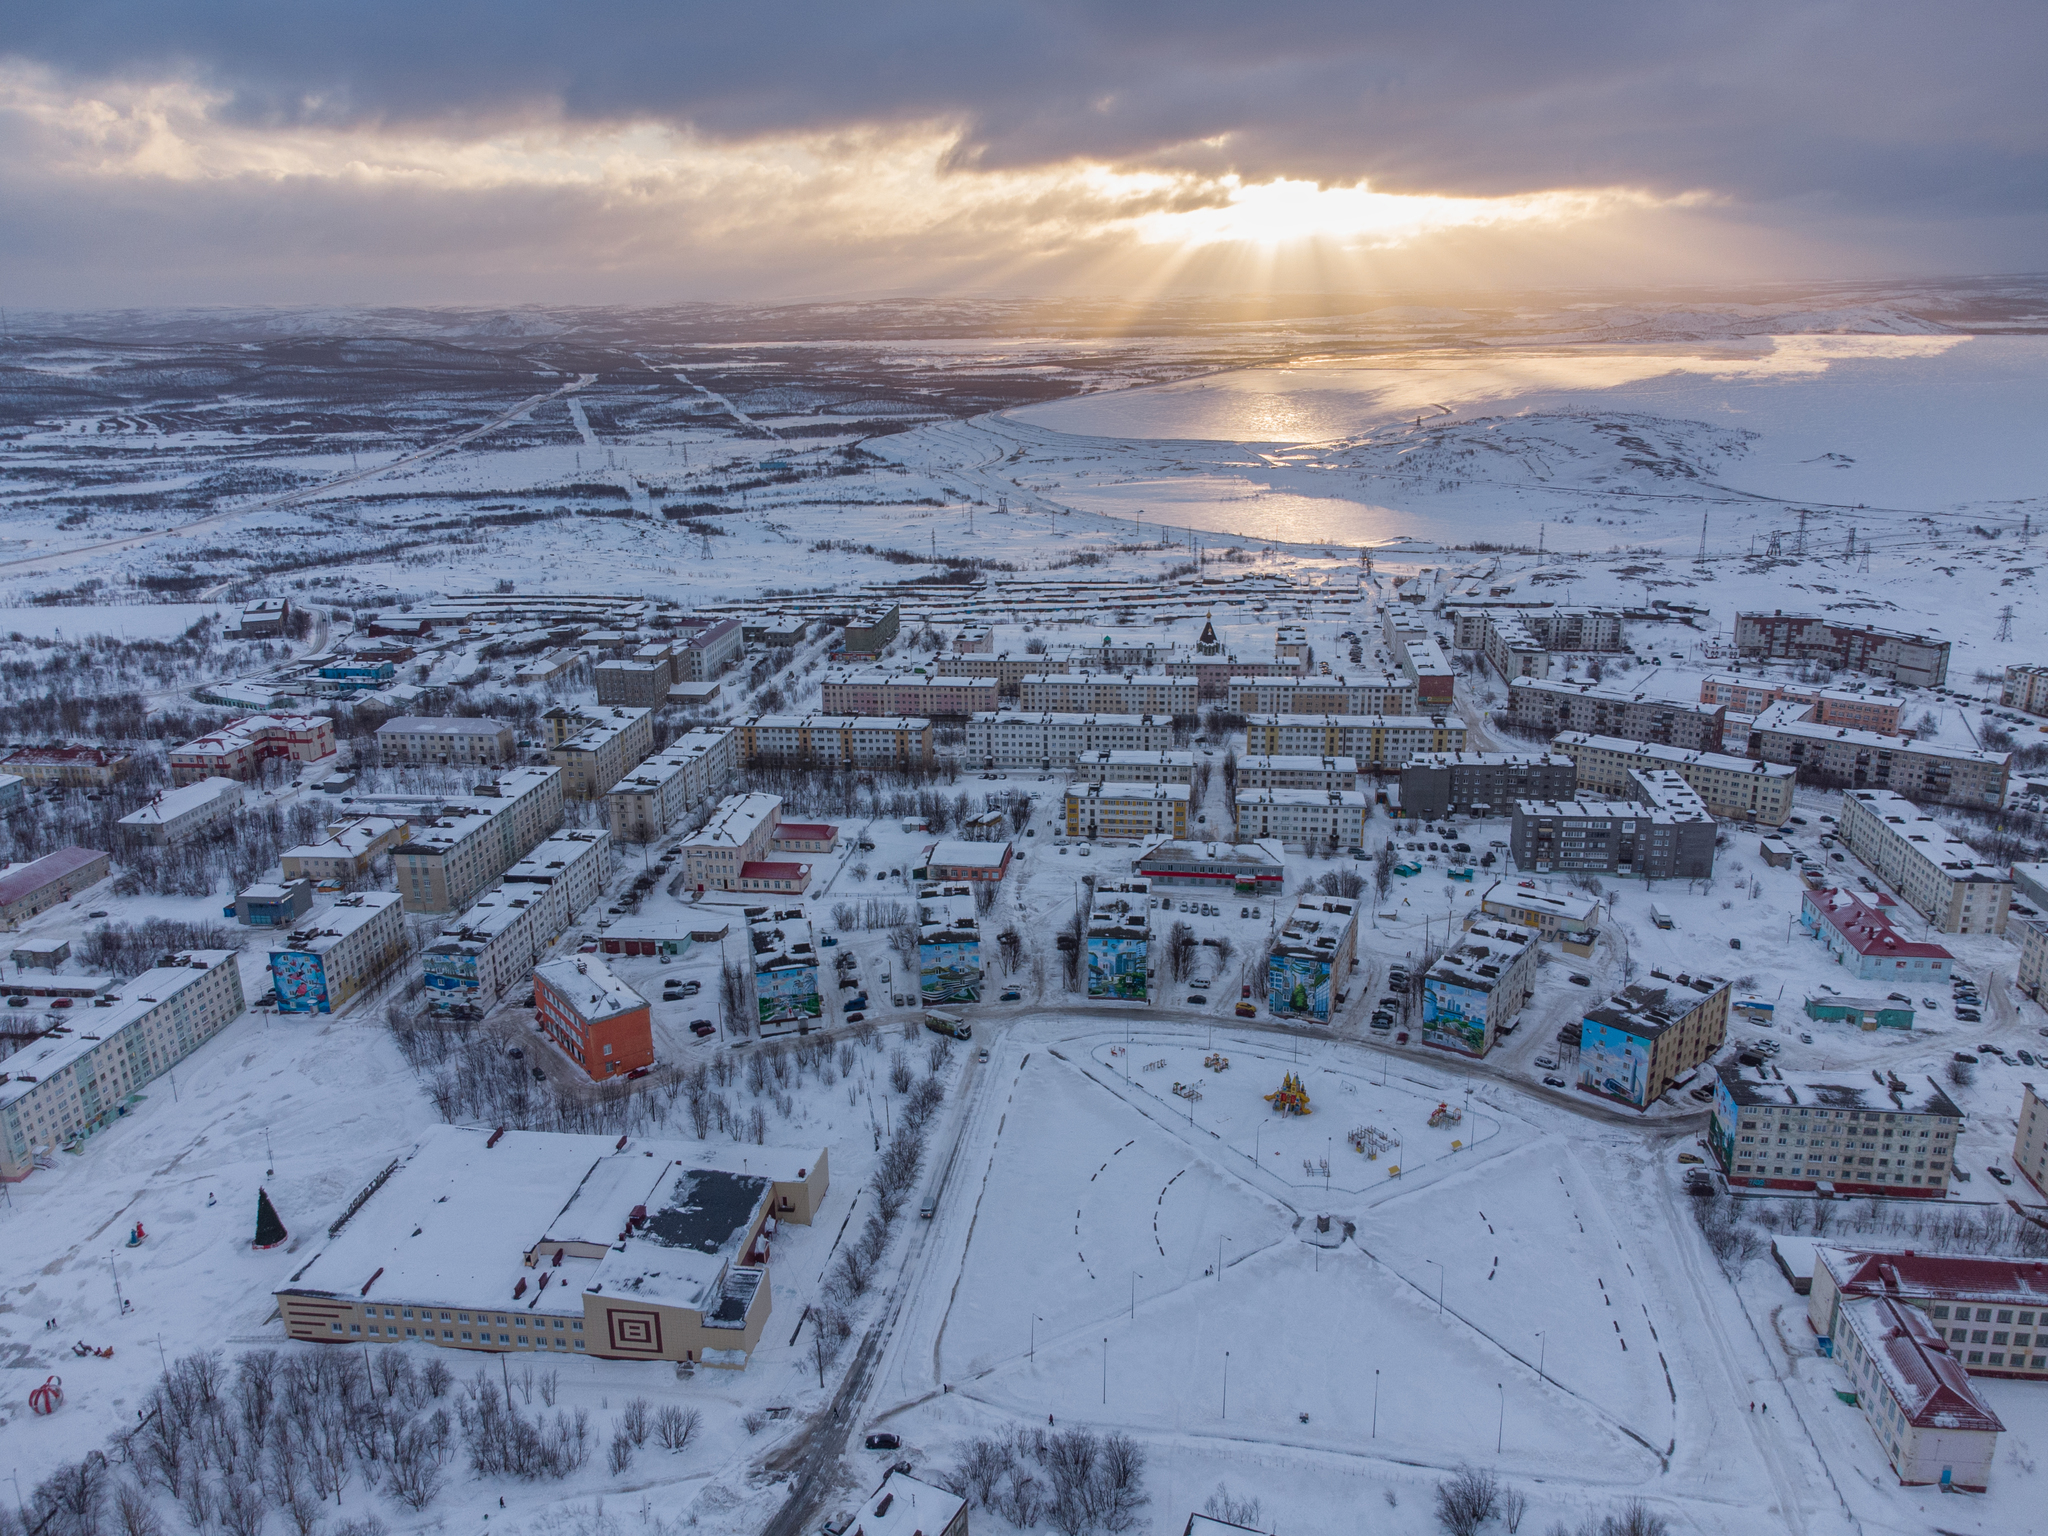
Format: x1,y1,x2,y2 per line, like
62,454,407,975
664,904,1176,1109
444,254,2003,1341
1064,782,1190,841
682,794,784,891
1399,751,1577,820
1506,678,1727,750
1511,797,1716,879
1800,887,1953,984
545,706,654,800
1710,1067,1960,1195
1552,732,1797,825
1419,925,1538,1057
1072,749,1195,785
2016,1082,2048,1196
1827,1296,2001,1489
0,746,130,787
737,715,933,769
116,777,243,845
1837,789,2011,935
268,892,408,1014
392,766,566,914
534,955,653,1079
966,712,1177,768
170,714,336,784
1233,787,1369,849
604,727,739,844
1736,612,1950,687
1698,676,1904,734
822,672,997,717
1812,1244,2048,1386
281,816,409,882
1747,701,2008,808
2000,664,2048,718
377,717,516,766
1234,755,1358,793
1579,980,1731,1109
1241,714,1467,769
0,847,110,929
1267,897,1359,1021
1020,671,1197,716
1226,674,1415,716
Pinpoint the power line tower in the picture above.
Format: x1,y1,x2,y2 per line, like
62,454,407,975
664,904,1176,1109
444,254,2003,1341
1766,529,1783,558
1696,512,1708,564
1795,507,1809,556
1997,604,2015,643
1844,527,1856,562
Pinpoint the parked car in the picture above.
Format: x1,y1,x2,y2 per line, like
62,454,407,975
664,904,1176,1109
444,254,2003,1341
1534,1055,1558,1070
1396,1032,1409,1045
1988,1166,2014,1186
1543,1076,1567,1089
1953,1052,1979,1064
864,1433,901,1451
1568,974,1592,987
1956,1010,1982,1023
1188,994,1207,1005
1000,988,1021,1001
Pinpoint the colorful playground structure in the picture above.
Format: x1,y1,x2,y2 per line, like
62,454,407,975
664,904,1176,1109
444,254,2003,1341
1427,1102,1464,1128
1265,1072,1312,1116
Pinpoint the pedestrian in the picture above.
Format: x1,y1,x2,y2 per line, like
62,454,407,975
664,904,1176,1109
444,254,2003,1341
1048,1414,1055,1426
1749,1401,1754,1412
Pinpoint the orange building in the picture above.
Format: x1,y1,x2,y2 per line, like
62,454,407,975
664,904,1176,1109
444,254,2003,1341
533,955,653,1080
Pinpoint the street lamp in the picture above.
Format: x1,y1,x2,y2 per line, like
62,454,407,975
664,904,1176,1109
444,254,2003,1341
1496,1382,1505,1454
1425,1258,1443,1316
1222,1350,1230,1419
1372,1367,1380,1438
1103,1338,1109,1404
1030,1313,1044,1362
1535,1330,1547,1386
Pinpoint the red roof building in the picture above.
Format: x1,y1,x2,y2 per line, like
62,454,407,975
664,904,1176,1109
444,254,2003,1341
0,745,131,787
1809,1246,2048,1381
1799,887,1952,982
1830,1296,2001,1489
738,860,812,894
770,823,840,854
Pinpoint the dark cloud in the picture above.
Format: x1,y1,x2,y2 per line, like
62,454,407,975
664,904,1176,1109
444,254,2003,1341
5,2,2043,210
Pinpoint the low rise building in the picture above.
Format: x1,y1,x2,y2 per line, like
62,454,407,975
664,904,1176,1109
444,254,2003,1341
545,706,654,800
1552,732,1797,824
1506,678,1727,750
1747,701,2008,808
737,861,811,895
1242,714,1467,769
116,777,243,845
1478,881,1600,940
1800,887,1953,985
1085,880,1150,1002
0,745,130,788
1736,611,1950,688
1580,980,1731,1109
1836,789,2011,934
2001,664,2048,718
2016,1082,2048,1196
534,954,653,1080
0,848,110,930
235,879,315,927
1233,787,1369,850
1234,755,1358,793
1804,995,1915,1031
377,717,516,766
771,822,838,856
1510,796,1715,879
1828,1297,2001,1489
268,892,407,1014
1399,751,1577,820
1072,749,1194,786
681,794,784,891
233,597,292,638
1267,896,1359,1021
316,661,395,695
921,840,1012,883
748,906,821,1029
849,1470,969,1536
918,885,982,1005
0,951,244,1180
1419,925,1538,1057
1710,1066,1960,1195
966,711,1177,768
392,766,566,914
281,816,409,882
274,1124,826,1367
1134,838,1285,897
1065,782,1190,841
170,714,336,784
1812,1245,2048,1386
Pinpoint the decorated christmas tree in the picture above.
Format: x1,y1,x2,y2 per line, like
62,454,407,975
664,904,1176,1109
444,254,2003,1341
252,1187,288,1250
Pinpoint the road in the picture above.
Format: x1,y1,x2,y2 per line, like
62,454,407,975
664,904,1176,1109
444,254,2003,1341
0,374,594,578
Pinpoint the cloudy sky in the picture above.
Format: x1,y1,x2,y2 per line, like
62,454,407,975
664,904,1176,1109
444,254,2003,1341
1,3,2041,307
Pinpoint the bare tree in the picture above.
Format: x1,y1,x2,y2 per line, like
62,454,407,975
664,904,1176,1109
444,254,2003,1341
1434,1465,1501,1536
654,1405,702,1452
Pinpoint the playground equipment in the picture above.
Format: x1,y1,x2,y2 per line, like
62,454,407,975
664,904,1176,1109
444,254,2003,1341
1143,1058,1167,1072
1348,1124,1392,1158
1204,1053,1231,1072
125,1222,146,1248
1264,1072,1312,1116
1171,1082,1203,1101
1427,1102,1463,1128
29,1375,63,1415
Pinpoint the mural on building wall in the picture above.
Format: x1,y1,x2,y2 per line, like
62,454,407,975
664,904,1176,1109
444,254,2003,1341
920,938,982,1005
1578,1017,1650,1107
1087,934,1148,1001
757,963,822,1026
1267,953,1331,1020
1421,977,1490,1057
421,947,480,994
270,951,330,1013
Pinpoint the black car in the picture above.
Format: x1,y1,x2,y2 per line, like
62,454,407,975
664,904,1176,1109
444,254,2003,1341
1568,974,1592,986
1543,1076,1567,1088
864,1432,902,1451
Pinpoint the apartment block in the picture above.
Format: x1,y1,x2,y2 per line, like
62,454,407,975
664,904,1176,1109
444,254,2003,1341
1398,751,1576,820
0,745,131,788
392,766,565,914
920,884,983,1005
1527,608,1624,652
966,712,1177,768
1242,713,1467,768
604,726,738,843
170,714,336,784
1235,755,1359,793
737,715,933,769
1552,731,1796,825
2000,665,2048,718
2016,1081,2048,1196
1506,678,1726,750
543,706,654,800
1064,782,1190,841
1420,924,1538,1057
1736,611,1950,688
421,851,594,1009
534,954,653,1080
821,671,996,716
1511,794,1715,879
1837,789,2011,934
671,617,744,680
1072,749,1194,785
1,951,245,1181
1748,700,2008,807
1480,614,1551,681
1267,896,1359,1021
1699,676,1903,734
268,892,407,1014
1580,980,1731,1108
2013,916,2048,1005
377,716,516,766
1020,671,1197,716
1226,674,1414,716
1233,787,1370,849
1384,620,1456,705
1711,1066,1960,1195
281,816,409,882
682,794,784,891
504,829,613,922
1084,880,1149,1002
0,848,110,929
116,777,243,845
838,605,900,657
749,905,821,1027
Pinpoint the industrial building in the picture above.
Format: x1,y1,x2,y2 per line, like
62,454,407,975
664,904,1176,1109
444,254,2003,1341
681,794,784,891
1837,789,2012,935
534,954,653,1080
116,777,243,845
1506,678,1726,751
1398,751,1577,820
1,951,245,1181
273,1125,826,1368
170,714,336,784
1267,896,1359,1022
0,847,110,930
392,766,565,914
1709,1066,1960,1195
966,712,1177,768
1085,880,1150,1002
267,892,407,1014
377,717,516,766
1799,887,1954,984
1418,926,1538,1058
1551,732,1796,824
1064,781,1190,841
1746,700,2008,808
1241,714,1468,769
1735,612,1950,688
1580,980,1730,1109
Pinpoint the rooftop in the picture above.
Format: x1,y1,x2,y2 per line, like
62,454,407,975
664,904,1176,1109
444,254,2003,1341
1804,887,1953,960
1553,732,1794,776
272,893,403,954
685,793,783,850
0,953,237,1112
1585,979,1729,1041
850,1471,968,1536
0,846,108,906
1715,1065,1962,1118
1753,702,2008,764
1480,880,1600,925
116,777,240,826
378,717,512,737
1839,1295,2003,1433
1821,1246,2048,1309
534,954,645,1023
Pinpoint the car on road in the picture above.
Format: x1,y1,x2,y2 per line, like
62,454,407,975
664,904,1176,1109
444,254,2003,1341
87,910,107,918
864,1432,901,1451
1396,1031,1409,1044
1988,1166,2014,1186
1543,1076,1567,1088
977,1048,990,1063
1568,974,1591,986
1677,1152,1704,1164
1000,988,1021,1001
844,1012,865,1023
1187,994,1207,1005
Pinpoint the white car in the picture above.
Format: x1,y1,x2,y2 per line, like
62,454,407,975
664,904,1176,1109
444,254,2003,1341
1534,1055,1558,1071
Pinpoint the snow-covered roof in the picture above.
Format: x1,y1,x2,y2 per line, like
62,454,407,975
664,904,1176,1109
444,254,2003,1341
116,777,241,827
377,717,512,738
685,793,783,849
1820,1246,2048,1309
0,846,107,906
922,839,1011,869
271,892,401,955
0,952,237,1112
1715,1065,1962,1119
1553,731,1794,777
849,1471,967,1536
1802,887,1952,960
535,954,645,1024
1480,881,1600,925
1838,1295,2003,1433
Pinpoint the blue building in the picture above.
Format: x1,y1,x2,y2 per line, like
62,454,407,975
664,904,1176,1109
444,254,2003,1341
317,661,396,694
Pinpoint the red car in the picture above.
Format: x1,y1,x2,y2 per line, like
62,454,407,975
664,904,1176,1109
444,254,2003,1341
625,1066,651,1080
1396,1031,1409,1045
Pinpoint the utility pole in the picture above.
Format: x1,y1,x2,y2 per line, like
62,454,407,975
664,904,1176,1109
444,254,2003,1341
1795,507,1809,556
1696,512,1708,564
